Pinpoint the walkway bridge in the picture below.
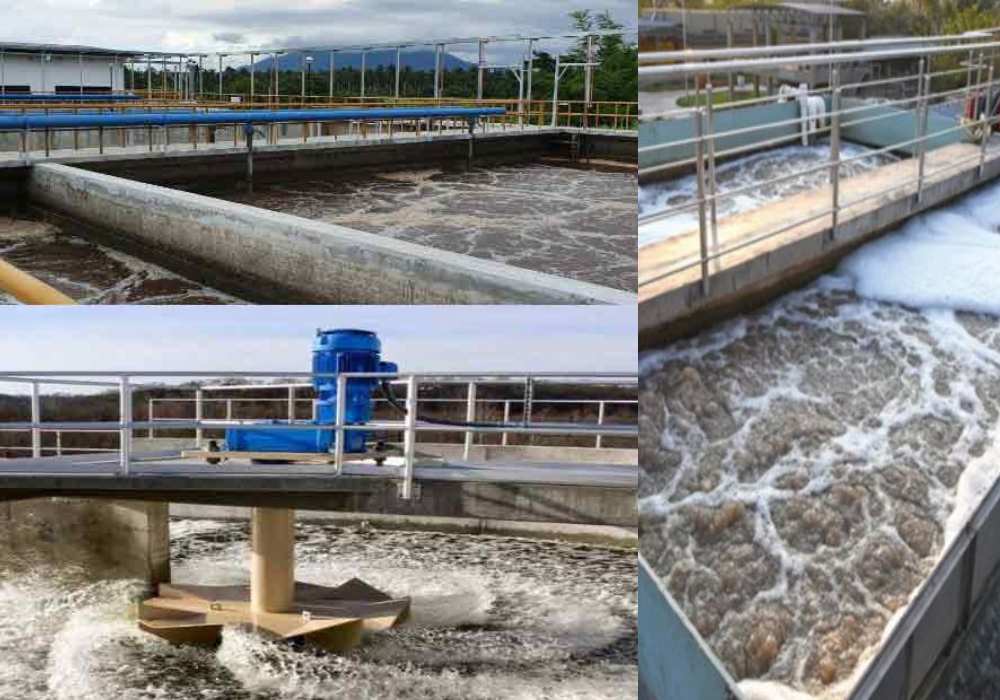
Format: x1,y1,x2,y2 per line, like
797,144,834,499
638,32,1000,347
0,369,638,527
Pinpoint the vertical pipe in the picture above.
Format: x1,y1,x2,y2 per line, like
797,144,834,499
463,382,476,460
401,375,418,500
250,507,295,614
831,71,841,235
218,55,223,99
119,376,131,475
0,50,5,95
287,386,296,421
477,40,485,100
502,400,510,446
146,55,151,97
596,401,606,449
551,55,560,127
30,382,40,459
147,398,154,438
726,20,734,102
334,374,346,474
395,47,402,99
300,52,306,101
434,44,442,99
980,64,994,178
195,388,204,447
694,109,710,296
56,431,62,457
226,399,233,422
329,51,335,100
917,73,930,203
526,39,535,119
198,55,203,97
705,81,719,269
79,52,84,95
250,53,255,105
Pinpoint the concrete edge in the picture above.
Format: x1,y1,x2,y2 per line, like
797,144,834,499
168,502,638,547
28,162,635,305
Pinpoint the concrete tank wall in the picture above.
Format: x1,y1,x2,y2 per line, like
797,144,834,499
0,497,169,584
640,101,801,175
26,162,633,305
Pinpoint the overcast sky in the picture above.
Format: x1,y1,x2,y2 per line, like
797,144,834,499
2,1,636,62
0,305,636,393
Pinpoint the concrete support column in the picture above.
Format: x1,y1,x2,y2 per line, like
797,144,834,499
250,507,295,614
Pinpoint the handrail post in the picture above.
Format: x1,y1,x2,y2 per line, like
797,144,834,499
694,108,710,296
401,375,418,500
830,68,841,236
596,400,605,449
147,397,154,438
119,376,131,475
980,64,994,178
333,374,347,475
705,82,719,270
30,381,40,459
917,73,930,203
194,388,203,447
463,381,476,460
502,400,510,446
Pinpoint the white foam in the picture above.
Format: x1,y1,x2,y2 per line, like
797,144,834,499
839,178,1000,315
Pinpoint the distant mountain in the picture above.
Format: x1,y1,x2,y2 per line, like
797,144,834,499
248,50,474,72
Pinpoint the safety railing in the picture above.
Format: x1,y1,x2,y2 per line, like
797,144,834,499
638,36,1000,295
0,371,638,500
146,386,637,451
0,98,636,160
0,106,505,160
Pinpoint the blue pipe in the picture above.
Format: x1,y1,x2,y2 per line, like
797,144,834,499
0,93,141,102
0,106,505,130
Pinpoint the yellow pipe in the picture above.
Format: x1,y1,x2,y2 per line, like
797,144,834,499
0,257,75,305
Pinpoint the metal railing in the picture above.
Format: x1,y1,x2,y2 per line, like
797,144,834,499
0,371,638,500
0,98,636,160
639,36,1000,295
146,386,637,451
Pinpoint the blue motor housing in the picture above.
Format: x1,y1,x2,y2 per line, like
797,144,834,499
225,329,396,454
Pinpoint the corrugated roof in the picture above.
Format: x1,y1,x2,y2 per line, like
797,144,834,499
0,42,169,58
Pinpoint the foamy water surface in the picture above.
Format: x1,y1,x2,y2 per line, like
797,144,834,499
0,519,636,699
638,142,894,248
640,176,1000,697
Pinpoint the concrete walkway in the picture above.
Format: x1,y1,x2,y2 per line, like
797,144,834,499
639,139,1000,346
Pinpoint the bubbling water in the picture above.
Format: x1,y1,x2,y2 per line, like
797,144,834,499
638,142,894,248
183,163,638,291
0,215,237,305
640,178,1000,697
0,519,636,699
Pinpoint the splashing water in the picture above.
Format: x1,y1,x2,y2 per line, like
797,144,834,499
638,142,895,248
0,519,636,699
640,175,1000,697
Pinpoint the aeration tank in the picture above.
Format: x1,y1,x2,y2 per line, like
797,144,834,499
225,329,397,454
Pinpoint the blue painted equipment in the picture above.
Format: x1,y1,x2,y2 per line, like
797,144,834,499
0,106,505,131
225,329,396,454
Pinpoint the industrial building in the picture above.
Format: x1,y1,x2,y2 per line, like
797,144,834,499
0,43,136,94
